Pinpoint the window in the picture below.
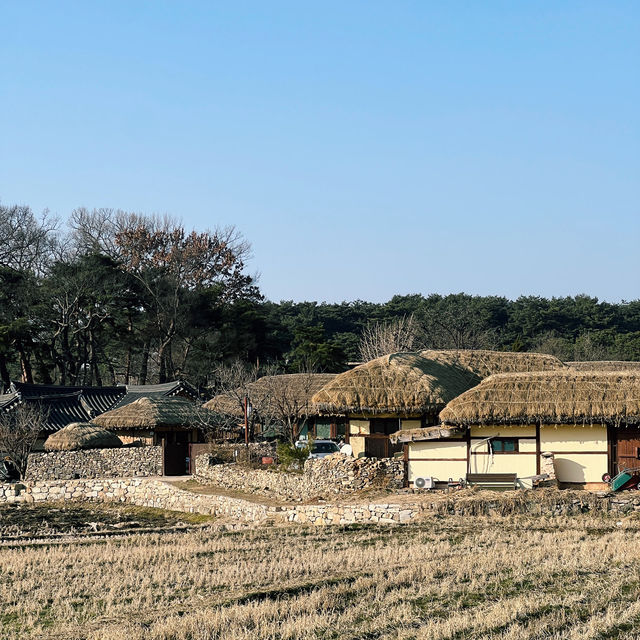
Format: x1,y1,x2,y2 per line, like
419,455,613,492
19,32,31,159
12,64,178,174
369,418,400,435
490,438,519,453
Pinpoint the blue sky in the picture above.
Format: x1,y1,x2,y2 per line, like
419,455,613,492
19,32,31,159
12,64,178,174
1,1,638,303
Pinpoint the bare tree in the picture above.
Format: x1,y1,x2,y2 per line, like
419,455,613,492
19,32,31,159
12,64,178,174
0,405,48,479
0,204,58,275
259,367,318,444
204,360,264,441
359,314,423,362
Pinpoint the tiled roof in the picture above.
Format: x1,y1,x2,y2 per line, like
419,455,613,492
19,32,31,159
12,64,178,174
113,380,199,409
10,382,126,416
4,380,199,432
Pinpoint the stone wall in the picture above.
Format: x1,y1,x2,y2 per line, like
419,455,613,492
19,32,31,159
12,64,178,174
196,442,277,466
3,479,640,526
0,478,421,524
194,453,405,501
24,446,163,481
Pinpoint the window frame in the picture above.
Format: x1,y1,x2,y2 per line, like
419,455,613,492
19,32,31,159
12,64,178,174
489,437,520,454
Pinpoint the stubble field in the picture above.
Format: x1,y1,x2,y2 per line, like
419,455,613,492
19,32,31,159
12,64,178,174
2,505,640,640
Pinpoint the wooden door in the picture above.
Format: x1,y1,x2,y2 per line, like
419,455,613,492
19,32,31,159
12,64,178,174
615,427,640,472
364,435,403,459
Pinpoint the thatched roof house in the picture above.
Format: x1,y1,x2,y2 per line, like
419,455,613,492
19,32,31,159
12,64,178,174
313,350,566,416
567,361,640,372
205,374,336,418
44,423,123,451
440,370,640,426
312,353,479,416
92,397,199,430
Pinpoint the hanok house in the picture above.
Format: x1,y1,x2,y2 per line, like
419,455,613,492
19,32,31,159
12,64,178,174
312,350,566,459
92,396,205,475
404,369,640,490
0,382,126,450
204,373,342,441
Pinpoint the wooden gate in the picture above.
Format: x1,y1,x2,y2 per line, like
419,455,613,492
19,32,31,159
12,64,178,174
163,442,189,475
364,435,403,459
614,427,640,473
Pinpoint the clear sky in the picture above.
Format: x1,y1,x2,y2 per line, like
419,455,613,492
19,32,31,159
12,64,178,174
1,1,638,303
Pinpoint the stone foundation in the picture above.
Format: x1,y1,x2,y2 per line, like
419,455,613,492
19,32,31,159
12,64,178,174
194,453,404,501
25,446,162,481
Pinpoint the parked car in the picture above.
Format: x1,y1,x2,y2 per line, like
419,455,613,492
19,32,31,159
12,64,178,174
307,439,341,459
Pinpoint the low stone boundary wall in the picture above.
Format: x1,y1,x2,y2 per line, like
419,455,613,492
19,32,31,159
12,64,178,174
4,480,640,526
25,446,163,481
0,478,421,524
194,453,404,501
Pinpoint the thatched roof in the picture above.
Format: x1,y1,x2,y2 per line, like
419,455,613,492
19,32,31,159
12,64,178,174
312,353,480,415
419,350,566,378
568,361,640,372
92,397,199,430
440,370,640,426
312,350,566,416
44,422,123,451
204,374,336,418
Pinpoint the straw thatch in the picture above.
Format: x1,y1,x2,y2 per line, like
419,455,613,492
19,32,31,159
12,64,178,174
92,397,198,430
312,350,566,416
44,422,123,451
440,370,640,426
568,361,640,372
419,349,566,378
204,374,336,418
311,353,481,415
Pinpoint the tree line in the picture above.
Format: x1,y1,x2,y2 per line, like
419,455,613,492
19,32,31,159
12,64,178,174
1,203,639,393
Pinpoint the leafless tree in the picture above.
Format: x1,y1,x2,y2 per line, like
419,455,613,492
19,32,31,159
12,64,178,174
359,314,424,361
0,405,48,479
258,366,318,444
423,304,498,350
0,204,58,274
203,360,264,441
68,207,147,259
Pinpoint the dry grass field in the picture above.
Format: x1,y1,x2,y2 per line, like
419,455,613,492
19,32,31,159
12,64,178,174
2,507,640,639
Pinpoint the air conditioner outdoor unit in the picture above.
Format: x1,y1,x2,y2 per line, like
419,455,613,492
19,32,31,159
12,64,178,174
414,476,435,490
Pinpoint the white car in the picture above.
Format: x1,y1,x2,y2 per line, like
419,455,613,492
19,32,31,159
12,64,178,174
307,440,341,459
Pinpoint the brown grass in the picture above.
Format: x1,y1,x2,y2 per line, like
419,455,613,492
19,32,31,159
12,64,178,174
3,512,640,638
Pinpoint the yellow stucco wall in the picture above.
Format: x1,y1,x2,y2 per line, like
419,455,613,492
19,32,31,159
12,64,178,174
470,425,536,437
409,459,467,483
350,436,366,458
469,452,537,477
539,424,607,451
407,440,467,484
410,440,466,457
349,420,370,436
469,424,537,482
552,454,608,483
540,424,607,483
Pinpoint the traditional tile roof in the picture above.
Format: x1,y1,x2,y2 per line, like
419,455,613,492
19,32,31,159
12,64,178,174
10,382,126,416
113,380,199,409
3,380,198,432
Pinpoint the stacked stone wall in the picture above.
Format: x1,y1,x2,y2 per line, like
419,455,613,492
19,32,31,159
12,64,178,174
24,446,162,481
2,480,640,526
0,479,420,524
194,453,404,501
